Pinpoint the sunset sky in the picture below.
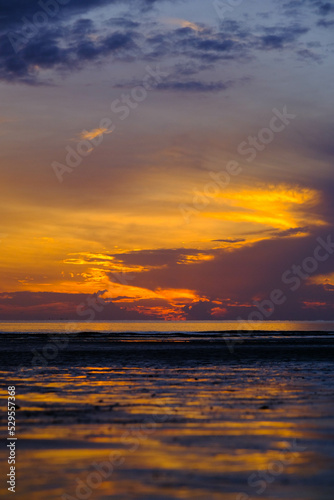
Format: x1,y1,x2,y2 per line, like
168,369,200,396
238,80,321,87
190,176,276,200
0,0,333,320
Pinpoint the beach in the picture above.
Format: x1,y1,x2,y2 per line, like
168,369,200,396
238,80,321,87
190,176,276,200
1,325,334,499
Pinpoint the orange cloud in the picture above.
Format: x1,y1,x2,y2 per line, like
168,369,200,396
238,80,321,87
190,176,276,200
78,127,112,141
205,185,324,232
163,18,205,32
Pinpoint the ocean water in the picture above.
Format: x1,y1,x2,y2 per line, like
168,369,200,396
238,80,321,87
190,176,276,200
1,320,334,337
0,321,334,499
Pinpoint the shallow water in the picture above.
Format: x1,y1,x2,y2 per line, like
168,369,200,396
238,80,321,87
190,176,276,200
0,332,334,499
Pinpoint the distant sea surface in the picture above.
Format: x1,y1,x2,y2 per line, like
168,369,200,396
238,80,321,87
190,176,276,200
1,320,334,338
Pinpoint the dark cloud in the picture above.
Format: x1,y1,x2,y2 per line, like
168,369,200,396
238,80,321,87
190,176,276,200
106,17,141,29
0,0,174,32
0,0,93,31
70,18,94,36
316,1,334,15
0,0,321,86
0,24,138,83
183,300,214,320
114,59,235,93
270,227,310,238
296,48,322,62
76,32,137,60
145,19,315,66
148,24,246,62
258,25,309,50
109,248,213,267
212,238,246,243
117,229,334,319
171,61,214,76
283,0,334,21
0,291,153,320
155,80,233,92
0,0,181,82
317,18,334,27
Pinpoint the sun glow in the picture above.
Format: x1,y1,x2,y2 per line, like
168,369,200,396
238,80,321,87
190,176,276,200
205,185,323,230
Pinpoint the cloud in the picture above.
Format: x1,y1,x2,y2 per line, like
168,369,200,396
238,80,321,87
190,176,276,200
258,25,309,50
79,127,113,141
108,248,214,268
0,1,322,85
212,238,246,243
155,80,233,92
115,229,334,316
296,48,323,62
317,18,334,27
76,31,137,60
163,18,206,32
182,300,214,320
0,25,139,83
2,225,334,323
269,227,310,238
0,291,153,320
316,1,334,16
114,59,236,93
0,0,177,32
143,18,322,69
283,0,334,24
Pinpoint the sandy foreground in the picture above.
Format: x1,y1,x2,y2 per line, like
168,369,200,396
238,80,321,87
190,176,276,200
0,334,334,500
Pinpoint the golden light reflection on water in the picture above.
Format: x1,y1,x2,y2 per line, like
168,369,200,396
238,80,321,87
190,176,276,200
1,360,333,500
1,320,334,335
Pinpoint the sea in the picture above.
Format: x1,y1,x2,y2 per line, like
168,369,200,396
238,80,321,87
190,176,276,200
0,320,334,499
0,319,334,337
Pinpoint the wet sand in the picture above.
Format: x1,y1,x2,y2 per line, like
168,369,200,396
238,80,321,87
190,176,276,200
0,334,334,499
